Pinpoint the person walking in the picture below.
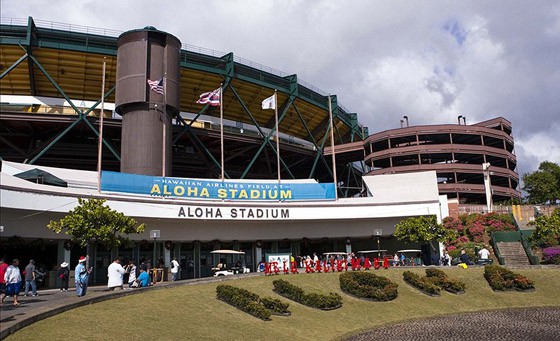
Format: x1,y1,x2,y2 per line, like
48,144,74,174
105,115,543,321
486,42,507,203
3,259,22,306
24,259,38,297
107,257,125,290
57,261,70,292
75,256,91,297
170,257,180,281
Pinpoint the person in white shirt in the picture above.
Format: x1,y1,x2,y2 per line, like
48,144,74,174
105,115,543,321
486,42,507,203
478,247,491,260
170,257,180,281
2,259,22,306
107,258,125,290
126,260,137,288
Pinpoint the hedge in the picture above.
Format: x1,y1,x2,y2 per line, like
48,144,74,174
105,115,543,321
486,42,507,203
339,272,398,301
425,268,466,294
402,271,441,296
272,279,342,310
216,284,291,320
483,265,535,291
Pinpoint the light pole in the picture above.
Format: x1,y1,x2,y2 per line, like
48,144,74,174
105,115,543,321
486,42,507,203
482,163,493,212
374,229,382,259
150,229,160,266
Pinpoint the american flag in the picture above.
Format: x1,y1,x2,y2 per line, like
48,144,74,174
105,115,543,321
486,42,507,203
196,88,221,106
147,78,164,95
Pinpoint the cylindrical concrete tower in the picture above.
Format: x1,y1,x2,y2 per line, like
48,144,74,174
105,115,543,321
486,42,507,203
115,27,181,176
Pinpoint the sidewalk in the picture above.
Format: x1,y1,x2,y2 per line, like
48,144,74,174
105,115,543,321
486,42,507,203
0,273,260,339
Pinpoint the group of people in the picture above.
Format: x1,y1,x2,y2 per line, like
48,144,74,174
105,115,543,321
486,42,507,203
0,255,182,305
1,258,48,307
438,246,491,267
107,258,151,290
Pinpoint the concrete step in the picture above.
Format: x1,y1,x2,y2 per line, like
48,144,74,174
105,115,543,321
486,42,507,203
496,242,530,266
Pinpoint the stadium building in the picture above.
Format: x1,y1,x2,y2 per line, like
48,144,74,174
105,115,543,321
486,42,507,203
1,17,516,282
364,117,521,204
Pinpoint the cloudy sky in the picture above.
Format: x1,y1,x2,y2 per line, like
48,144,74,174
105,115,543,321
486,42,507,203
3,1,559,178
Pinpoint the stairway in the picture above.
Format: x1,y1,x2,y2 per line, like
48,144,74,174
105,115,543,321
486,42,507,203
496,242,530,266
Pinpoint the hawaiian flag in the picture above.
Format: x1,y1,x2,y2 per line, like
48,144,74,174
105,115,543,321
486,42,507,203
196,88,221,106
147,78,164,95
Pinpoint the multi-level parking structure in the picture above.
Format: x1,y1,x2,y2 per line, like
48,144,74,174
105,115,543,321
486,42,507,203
0,17,367,197
363,117,520,204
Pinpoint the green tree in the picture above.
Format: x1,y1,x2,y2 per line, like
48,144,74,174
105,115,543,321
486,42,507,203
394,215,457,251
48,198,146,264
522,161,560,204
528,209,560,248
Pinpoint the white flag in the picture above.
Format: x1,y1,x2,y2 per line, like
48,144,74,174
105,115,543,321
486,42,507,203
261,94,276,110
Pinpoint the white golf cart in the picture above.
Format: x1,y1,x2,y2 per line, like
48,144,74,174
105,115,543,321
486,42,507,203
211,249,251,276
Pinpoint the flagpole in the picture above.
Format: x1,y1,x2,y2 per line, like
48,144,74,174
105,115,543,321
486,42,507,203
162,74,167,177
220,84,224,181
97,57,106,193
274,90,281,184
328,95,338,200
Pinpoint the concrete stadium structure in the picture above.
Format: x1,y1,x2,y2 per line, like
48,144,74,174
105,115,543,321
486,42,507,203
364,117,521,204
1,17,515,282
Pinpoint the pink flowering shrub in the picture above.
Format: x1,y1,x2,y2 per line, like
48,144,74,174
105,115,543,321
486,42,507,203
443,217,465,234
468,222,486,242
486,219,516,232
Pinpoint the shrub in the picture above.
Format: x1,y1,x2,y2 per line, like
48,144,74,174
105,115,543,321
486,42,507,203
425,268,466,294
542,246,560,264
402,271,440,296
216,284,271,320
529,209,560,247
483,265,535,291
260,297,290,315
339,272,398,301
272,279,342,310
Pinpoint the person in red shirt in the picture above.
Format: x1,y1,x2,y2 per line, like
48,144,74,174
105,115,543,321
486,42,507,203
0,258,9,301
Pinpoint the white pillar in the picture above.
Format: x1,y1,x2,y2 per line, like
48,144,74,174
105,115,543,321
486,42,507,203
482,162,493,212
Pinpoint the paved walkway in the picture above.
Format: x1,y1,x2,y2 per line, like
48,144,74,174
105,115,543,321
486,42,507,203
0,273,260,339
347,307,560,341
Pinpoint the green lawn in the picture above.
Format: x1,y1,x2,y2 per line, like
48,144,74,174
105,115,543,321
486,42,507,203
7,267,560,341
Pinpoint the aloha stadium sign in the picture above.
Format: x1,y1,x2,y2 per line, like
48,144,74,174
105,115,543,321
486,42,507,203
101,171,336,201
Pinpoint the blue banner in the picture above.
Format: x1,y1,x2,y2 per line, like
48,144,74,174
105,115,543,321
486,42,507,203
101,171,336,201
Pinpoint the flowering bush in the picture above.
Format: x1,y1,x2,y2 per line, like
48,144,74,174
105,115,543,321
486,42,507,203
443,217,465,234
468,222,486,243
542,246,560,264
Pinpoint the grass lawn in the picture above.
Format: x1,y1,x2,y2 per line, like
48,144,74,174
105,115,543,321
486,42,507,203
6,267,560,341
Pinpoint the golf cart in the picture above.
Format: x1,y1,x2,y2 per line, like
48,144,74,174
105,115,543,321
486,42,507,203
211,250,251,276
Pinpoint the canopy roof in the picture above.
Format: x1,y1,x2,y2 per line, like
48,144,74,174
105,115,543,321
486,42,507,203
14,168,67,187
210,250,245,255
